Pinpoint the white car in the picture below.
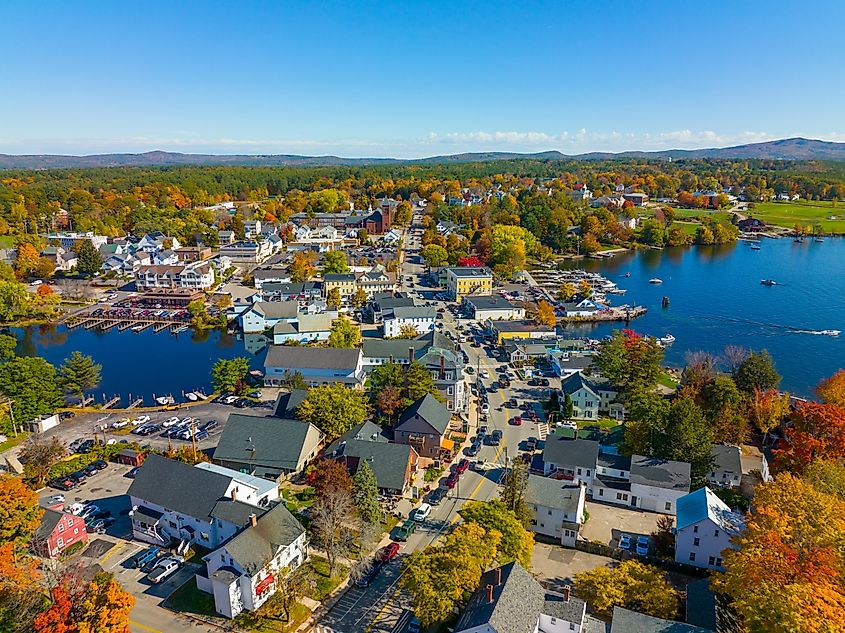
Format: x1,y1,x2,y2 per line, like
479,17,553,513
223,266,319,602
146,556,184,584
480,403,490,414
411,503,432,522
111,418,130,429
45,494,65,505
132,415,151,425
480,369,490,379
558,420,577,430
161,417,180,428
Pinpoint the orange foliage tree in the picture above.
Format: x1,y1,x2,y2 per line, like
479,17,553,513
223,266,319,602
0,475,42,547
535,300,557,327
714,473,845,633
774,402,845,474
33,572,134,633
817,369,845,407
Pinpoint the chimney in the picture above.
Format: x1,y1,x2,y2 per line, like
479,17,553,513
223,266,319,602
495,566,502,585
408,347,414,364
250,513,257,528
230,488,237,501
439,355,446,380
486,584,494,604
562,586,570,602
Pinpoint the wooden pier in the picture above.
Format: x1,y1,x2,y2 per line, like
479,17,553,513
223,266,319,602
102,395,121,409
126,397,144,409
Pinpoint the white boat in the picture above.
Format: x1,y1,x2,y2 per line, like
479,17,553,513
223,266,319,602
184,392,198,402
155,395,175,406
818,330,841,336
658,334,676,345
649,278,663,285
193,391,208,400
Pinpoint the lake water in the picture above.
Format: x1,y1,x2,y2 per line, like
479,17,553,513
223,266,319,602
9,238,845,402
560,237,845,396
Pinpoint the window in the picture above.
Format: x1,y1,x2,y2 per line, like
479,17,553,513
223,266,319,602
73,528,78,535
570,624,576,631
547,510,552,515
550,618,556,625
616,492,624,500
693,538,700,547
693,525,698,533
665,502,672,511
577,468,582,475
57,538,64,548
447,386,454,395
716,557,723,567
58,523,65,533
221,554,226,562
586,470,591,477
689,552,696,561
709,556,716,566
201,533,210,541
714,529,720,537
539,522,545,528
598,488,604,497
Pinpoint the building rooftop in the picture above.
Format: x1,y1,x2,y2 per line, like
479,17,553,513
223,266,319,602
542,437,599,470
398,394,452,435
710,444,742,473
219,502,305,576
675,487,745,534
464,295,518,310
609,606,712,633
455,562,546,633
447,266,493,278
525,475,584,515
264,346,361,371
630,455,691,492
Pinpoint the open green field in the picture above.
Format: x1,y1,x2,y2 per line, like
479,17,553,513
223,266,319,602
750,201,845,234
0,236,14,248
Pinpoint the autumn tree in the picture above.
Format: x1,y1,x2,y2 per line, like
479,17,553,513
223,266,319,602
574,560,679,620
594,329,664,397
459,500,533,568
210,357,250,394
558,282,577,301
327,316,360,348
351,287,368,309
746,387,790,435
14,243,39,279
817,369,845,407
714,473,845,633
289,251,316,283
394,201,413,226
326,287,341,309
535,300,557,327
309,459,354,499
19,435,67,486
296,383,370,440
311,471,358,576
33,571,134,633
774,402,845,474
734,350,781,394
368,361,440,413
323,251,349,274
0,475,42,547
375,384,404,425
420,244,448,268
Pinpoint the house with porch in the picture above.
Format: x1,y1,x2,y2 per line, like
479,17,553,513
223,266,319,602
560,372,622,420
394,395,453,461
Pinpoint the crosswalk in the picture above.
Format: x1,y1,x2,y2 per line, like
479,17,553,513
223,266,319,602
537,422,550,439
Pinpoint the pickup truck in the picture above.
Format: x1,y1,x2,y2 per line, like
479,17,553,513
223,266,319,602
146,556,184,584
394,519,417,542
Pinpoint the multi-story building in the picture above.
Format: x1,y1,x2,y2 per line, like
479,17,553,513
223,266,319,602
560,372,622,420
46,231,108,250
525,475,586,547
382,306,436,338
445,267,493,301
263,346,365,388
323,273,356,300
134,261,215,290
674,486,744,571
394,395,453,461
220,240,272,263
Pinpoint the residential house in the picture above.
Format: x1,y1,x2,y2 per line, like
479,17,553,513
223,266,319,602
394,395,453,460
135,261,215,291
549,350,594,378
463,295,525,321
503,340,550,365
383,306,436,338
361,336,433,369
263,346,365,387
200,502,306,619
675,487,744,571
326,421,419,495
369,292,416,324
609,607,712,633
622,192,648,206
525,474,587,547
127,455,281,549
272,313,335,344
560,297,603,318
590,195,625,209
33,504,88,558
419,344,468,412
542,438,599,483
137,232,181,253
218,230,235,245
176,246,212,262
212,414,323,480
740,450,772,498
455,562,595,633
40,246,78,272
489,319,556,344
737,218,767,233
445,267,493,301
356,267,395,296
239,301,299,333
707,445,742,489
243,220,262,239
253,269,291,290
560,372,622,420
261,281,322,303
323,273,356,301
220,241,272,263
567,183,593,203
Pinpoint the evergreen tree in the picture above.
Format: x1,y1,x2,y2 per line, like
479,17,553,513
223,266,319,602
73,239,102,276
353,461,382,524
57,351,102,404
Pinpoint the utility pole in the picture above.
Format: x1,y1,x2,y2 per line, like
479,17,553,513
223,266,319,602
190,417,197,463
1,399,16,437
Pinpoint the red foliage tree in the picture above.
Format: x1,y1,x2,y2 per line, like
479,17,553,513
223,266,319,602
457,256,482,267
774,402,845,474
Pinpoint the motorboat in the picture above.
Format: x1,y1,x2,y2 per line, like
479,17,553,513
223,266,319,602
760,279,777,286
818,330,841,336
648,278,663,285
193,391,208,400
155,395,175,406
184,392,198,402
658,334,676,346
750,244,761,250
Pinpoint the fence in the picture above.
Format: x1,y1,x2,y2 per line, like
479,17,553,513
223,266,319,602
573,540,710,577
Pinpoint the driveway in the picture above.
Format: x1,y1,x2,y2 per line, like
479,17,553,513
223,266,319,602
532,542,614,589
580,500,664,546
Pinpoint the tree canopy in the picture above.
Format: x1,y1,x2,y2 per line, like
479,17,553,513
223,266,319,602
296,383,370,439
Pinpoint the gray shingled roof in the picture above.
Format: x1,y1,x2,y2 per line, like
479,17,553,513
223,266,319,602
323,273,355,282
329,439,415,492
273,389,309,418
128,454,235,521
609,607,712,633
222,502,305,576
264,346,361,371
213,414,319,473
35,508,64,541
398,394,451,434
211,499,267,526
455,562,545,633
362,337,431,361
525,475,584,514
465,294,516,310
630,455,691,492
328,420,389,448
542,438,599,470
710,444,742,473
542,593,587,625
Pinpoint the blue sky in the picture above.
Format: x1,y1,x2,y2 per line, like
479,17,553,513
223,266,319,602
1,0,843,157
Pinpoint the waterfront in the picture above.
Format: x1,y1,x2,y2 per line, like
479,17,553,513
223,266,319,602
561,237,845,396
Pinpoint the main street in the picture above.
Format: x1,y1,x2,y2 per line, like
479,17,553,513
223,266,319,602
319,213,557,633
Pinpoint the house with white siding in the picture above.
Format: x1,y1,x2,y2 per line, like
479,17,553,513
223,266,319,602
707,444,742,489
382,306,436,338
239,301,299,333
674,486,744,571
525,475,586,547
560,372,622,420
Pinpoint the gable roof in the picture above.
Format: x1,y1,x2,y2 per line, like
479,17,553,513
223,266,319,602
329,420,389,447
264,346,361,372
222,502,305,576
455,562,546,633
561,372,615,396
254,301,299,319
542,437,599,469
213,414,321,475
675,487,745,534
609,607,712,633
361,337,432,361
273,389,309,418
128,454,239,522
35,508,65,540
397,394,451,435
525,475,584,514
329,440,415,492
710,444,742,473
630,455,691,492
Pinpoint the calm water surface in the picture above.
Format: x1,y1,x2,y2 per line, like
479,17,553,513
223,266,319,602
9,238,845,401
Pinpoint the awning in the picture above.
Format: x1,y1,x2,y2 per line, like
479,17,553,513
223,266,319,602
134,506,163,523
255,573,275,594
440,438,455,451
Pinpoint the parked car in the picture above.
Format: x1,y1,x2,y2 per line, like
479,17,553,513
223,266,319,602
428,487,446,505
147,556,184,584
83,464,98,477
356,560,384,588
473,460,493,472
126,467,140,478
379,542,401,562
480,402,490,414
161,417,180,428
619,534,632,550
86,518,115,534
464,444,479,457
636,536,649,556
45,494,65,505
445,473,459,489
455,458,470,474
394,519,417,542
111,418,130,429
49,477,75,491
200,419,218,431
511,416,523,426
128,546,160,569
491,429,502,444
411,503,432,522
408,616,422,633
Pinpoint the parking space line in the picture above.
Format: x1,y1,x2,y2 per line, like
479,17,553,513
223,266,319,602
129,620,163,633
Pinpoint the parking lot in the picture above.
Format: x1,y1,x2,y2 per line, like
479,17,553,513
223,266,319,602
580,500,664,548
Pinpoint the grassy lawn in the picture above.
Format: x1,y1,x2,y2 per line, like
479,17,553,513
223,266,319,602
673,220,700,236
163,578,217,617
750,201,845,233
0,236,14,248
0,431,29,453
575,417,619,432
281,486,315,513
235,600,311,633
303,555,349,601
657,369,680,389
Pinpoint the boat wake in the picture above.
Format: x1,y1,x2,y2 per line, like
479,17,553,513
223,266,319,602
696,315,840,337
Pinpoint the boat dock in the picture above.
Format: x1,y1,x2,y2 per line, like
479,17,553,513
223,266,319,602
101,394,121,409
126,396,144,409
560,305,647,323
64,312,191,334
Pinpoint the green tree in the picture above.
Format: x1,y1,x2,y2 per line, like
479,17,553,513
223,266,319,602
351,287,369,309
328,317,361,348
459,499,533,568
489,224,535,277
703,375,749,444
574,559,679,620
326,287,341,309
57,351,102,404
73,239,102,276
211,357,250,394
735,350,781,394
296,383,370,439
369,361,440,412
353,461,381,524
394,201,413,226
420,244,448,268
0,334,17,362
594,329,664,397
0,280,30,322
499,461,530,527
0,356,63,422
323,251,349,274
561,392,574,419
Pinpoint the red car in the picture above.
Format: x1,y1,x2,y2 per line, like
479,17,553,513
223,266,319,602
379,542,401,562
456,458,469,473
511,416,523,426
446,473,458,489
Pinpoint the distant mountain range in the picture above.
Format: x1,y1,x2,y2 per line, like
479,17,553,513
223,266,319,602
2,138,845,170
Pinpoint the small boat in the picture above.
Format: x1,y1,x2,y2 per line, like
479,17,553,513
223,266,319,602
815,237,825,243
184,392,198,402
131,324,144,332
659,334,676,346
155,395,175,406
760,279,777,286
194,391,208,400
818,330,841,336
649,278,663,285
750,244,761,251
624,272,631,278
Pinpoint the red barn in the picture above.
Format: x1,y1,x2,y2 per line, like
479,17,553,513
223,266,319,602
33,507,88,559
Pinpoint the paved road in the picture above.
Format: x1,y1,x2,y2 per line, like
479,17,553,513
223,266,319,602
319,214,554,633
